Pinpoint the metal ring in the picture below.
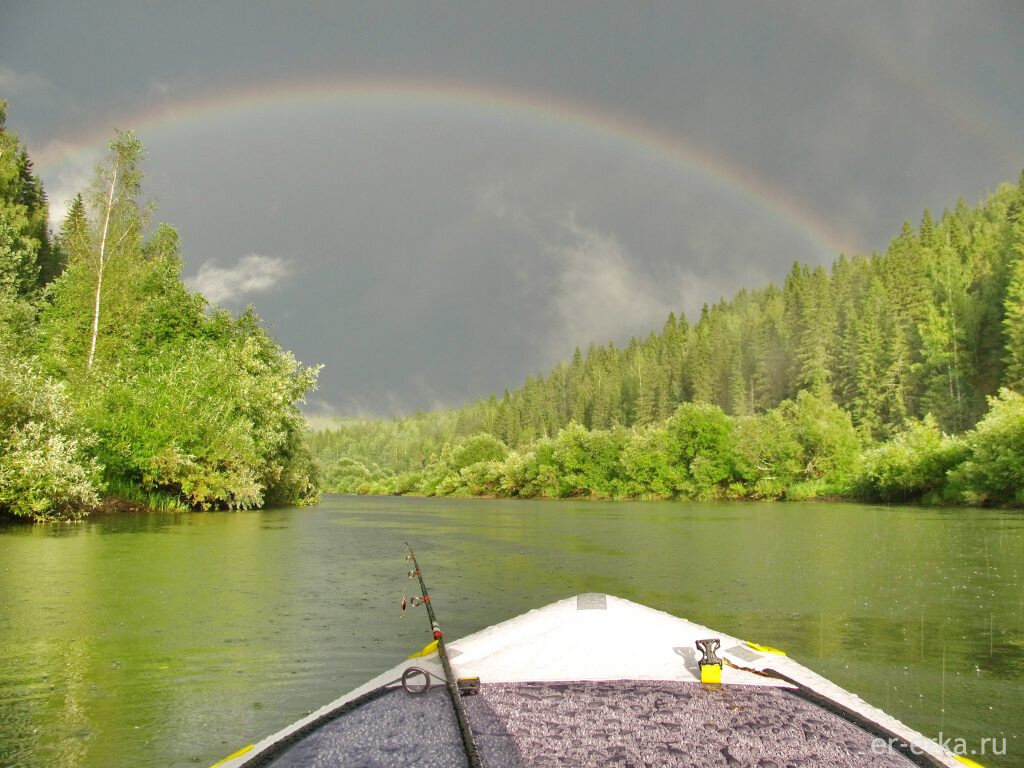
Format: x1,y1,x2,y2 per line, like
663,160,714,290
401,666,432,694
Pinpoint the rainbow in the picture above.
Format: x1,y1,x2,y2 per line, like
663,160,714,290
32,77,861,256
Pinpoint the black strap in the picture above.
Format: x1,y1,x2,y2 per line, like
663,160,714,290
767,668,950,768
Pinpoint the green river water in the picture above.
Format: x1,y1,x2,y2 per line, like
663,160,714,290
0,495,1021,768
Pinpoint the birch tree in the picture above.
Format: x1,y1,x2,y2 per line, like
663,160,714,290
84,131,146,369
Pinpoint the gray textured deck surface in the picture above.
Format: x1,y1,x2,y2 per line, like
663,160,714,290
258,687,518,768
258,680,920,767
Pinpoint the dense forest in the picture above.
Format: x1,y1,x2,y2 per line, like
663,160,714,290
0,103,320,521
310,172,1024,506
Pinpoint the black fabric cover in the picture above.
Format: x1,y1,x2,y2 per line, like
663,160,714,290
260,680,920,767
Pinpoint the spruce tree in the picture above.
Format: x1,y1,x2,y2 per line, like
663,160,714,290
1004,251,1024,391
687,305,715,403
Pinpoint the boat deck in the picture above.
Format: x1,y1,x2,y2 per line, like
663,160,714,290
255,680,922,768
216,594,967,768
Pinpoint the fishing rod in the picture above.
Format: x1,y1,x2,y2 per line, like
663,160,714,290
404,542,483,768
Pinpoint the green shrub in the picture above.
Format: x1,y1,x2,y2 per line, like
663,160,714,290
497,442,558,498
327,457,376,494
775,391,861,483
0,361,102,520
732,411,804,488
393,470,424,495
460,460,505,496
450,433,508,469
854,416,964,502
417,433,508,496
666,403,738,496
750,477,786,500
89,323,319,510
951,389,1024,505
784,479,835,501
618,427,684,498
551,423,625,498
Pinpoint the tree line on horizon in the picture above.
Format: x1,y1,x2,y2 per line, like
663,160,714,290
0,102,320,521
310,170,1024,506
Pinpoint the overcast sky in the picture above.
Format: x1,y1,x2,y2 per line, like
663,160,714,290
3,2,1022,416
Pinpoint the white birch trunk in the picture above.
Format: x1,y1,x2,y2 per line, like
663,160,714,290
87,160,119,369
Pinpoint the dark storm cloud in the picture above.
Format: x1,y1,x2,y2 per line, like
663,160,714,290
2,1,1022,415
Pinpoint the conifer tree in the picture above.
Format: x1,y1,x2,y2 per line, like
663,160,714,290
878,318,911,432
0,210,39,300
848,281,889,438
52,193,86,278
1004,252,1024,391
789,265,834,398
687,305,715,403
0,102,47,299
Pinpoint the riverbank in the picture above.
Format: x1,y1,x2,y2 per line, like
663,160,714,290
0,494,178,526
316,391,1024,509
331,484,1020,508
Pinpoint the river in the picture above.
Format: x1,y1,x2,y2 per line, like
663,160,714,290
0,496,1020,767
